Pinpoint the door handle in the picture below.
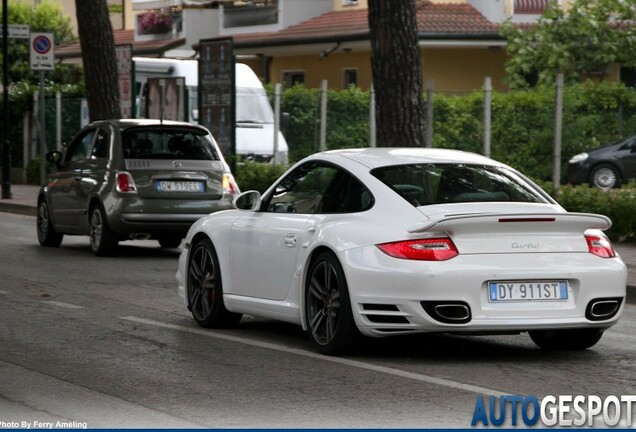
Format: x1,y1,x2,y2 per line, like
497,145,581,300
284,233,297,248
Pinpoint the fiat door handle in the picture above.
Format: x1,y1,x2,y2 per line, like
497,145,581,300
284,233,297,248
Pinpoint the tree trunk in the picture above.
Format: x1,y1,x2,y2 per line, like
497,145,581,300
75,0,120,121
368,0,425,147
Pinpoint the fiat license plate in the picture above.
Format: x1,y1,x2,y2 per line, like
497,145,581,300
156,180,204,192
488,281,568,302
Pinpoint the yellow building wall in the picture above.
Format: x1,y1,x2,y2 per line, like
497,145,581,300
268,46,509,93
421,47,509,93
270,51,372,89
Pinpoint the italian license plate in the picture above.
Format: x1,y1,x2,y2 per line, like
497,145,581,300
155,180,204,192
488,281,568,302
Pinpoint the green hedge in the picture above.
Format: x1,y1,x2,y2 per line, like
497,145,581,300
276,81,636,182
549,184,636,242
234,161,288,194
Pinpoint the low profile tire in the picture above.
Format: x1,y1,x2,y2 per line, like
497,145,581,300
158,237,182,248
590,164,621,190
187,238,242,328
305,252,361,355
529,329,604,350
37,200,63,247
89,204,118,256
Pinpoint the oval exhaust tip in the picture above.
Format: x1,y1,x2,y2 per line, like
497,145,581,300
434,304,471,322
421,301,472,324
590,300,619,318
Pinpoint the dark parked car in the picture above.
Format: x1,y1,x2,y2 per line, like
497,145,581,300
568,135,636,189
37,119,240,256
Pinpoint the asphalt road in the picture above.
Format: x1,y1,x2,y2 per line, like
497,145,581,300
1,212,635,428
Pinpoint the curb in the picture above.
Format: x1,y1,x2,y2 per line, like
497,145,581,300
0,202,37,217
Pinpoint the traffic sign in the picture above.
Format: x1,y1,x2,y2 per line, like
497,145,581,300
30,32,55,71
2,24,30,39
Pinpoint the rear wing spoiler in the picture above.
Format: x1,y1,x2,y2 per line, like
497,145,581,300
408,213,611,234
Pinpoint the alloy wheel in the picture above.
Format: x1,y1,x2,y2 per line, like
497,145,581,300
307,260,342,345
90,209,103,250
188,244,218,322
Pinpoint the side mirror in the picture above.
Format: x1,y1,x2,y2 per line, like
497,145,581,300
233,190,261,211
45,150,63,169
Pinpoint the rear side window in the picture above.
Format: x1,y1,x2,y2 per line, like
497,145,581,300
371,163,547,207
121,128,219,161
264,161,373,214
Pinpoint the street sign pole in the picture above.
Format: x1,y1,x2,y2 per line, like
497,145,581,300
39,70,45,186
2,0,11,199
30,32,54,186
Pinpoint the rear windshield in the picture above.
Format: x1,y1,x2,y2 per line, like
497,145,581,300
121,127,219,160
371,163,548,207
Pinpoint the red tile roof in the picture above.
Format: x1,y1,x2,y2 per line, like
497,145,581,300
233,0,500,47
57,1,502,60
415,1,499,34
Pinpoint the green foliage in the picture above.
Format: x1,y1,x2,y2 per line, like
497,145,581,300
275,82,636,184
550,184,636,241
278,84,371,162
235,162,288,194
279,85,320,162
108,3,123,14
501,0,636,88
25,156,54,185
0,0,78,84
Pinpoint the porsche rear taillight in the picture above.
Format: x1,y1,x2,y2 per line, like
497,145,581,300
377,238,459,261
585,232,616,258
116,172,137,193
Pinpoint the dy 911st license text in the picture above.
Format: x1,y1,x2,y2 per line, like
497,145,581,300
488,281,568,302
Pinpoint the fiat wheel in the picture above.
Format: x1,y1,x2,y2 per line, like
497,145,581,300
89,204,118,256
37,199,63,247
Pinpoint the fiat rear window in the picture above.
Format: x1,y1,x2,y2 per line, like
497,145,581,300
122,128,219,160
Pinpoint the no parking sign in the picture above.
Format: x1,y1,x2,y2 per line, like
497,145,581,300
30,32,55,71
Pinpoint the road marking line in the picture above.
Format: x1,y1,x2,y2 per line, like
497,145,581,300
121,315,507,398
0,290,7,294
41,300,84,309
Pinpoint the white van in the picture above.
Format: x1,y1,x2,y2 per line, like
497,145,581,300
133,57,289,164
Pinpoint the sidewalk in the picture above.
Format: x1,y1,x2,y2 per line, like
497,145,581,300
2,183,634,304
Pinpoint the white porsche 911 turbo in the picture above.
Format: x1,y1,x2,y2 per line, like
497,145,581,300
176,148,626,355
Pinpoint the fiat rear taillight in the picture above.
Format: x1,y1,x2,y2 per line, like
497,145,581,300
116,172,137,193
